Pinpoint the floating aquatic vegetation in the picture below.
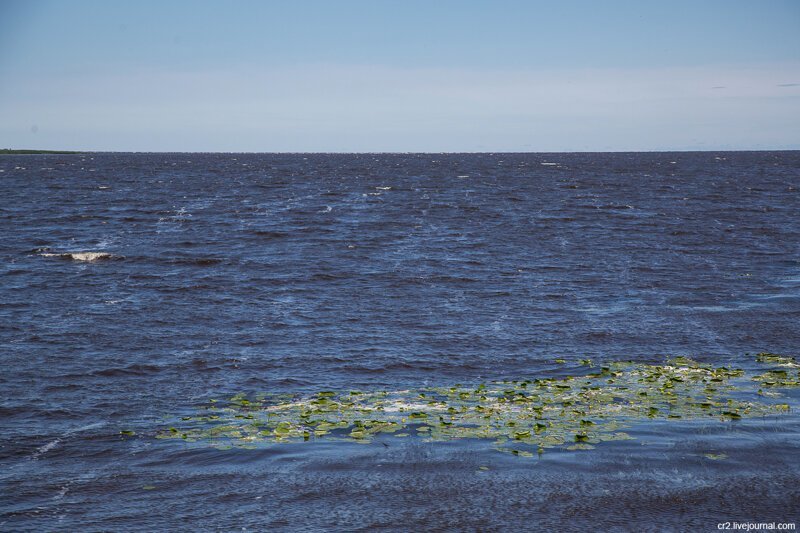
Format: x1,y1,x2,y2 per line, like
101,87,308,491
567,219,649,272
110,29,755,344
752,352,800,389
157,355,797,456
755,352,799,367
703,453,728,461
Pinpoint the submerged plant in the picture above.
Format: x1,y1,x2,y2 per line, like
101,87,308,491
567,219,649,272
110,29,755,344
157,355,797,456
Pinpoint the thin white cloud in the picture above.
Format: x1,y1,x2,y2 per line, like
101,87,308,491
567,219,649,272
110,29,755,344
1,63,799,151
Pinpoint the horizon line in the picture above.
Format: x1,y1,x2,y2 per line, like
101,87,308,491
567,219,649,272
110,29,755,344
4,148,800,155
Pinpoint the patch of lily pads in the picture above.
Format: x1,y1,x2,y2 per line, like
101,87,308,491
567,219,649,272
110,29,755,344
157,353,799,456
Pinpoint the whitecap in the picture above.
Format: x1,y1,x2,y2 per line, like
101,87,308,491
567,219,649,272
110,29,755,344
41,251,122,261
33,439,61,458
29,421,107,461
68,252,116,261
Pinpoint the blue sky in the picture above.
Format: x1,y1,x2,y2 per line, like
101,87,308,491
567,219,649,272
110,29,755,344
0,0,798,151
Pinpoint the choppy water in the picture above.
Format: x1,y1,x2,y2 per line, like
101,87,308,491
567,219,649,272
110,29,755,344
2,152,799,530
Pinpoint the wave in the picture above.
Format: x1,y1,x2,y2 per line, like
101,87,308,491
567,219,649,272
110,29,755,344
28,421,107,461
252,230,289,239
164,257,223,266
91,363,162,377
40,251,123,261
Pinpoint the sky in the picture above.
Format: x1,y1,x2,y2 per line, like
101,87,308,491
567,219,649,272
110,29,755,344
0,0,799,152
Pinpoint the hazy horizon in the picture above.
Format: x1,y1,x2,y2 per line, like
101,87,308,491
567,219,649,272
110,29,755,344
5,148,800,154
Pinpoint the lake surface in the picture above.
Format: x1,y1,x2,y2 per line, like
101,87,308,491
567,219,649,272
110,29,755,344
2,152,799,531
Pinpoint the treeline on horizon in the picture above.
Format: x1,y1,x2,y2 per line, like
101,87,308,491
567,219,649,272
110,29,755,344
0,149,83,155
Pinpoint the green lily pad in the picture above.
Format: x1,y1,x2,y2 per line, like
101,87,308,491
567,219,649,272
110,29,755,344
156,354,798,456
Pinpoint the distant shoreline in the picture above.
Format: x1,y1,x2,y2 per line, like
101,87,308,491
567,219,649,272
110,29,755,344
0,149,83,155
2,149,799,155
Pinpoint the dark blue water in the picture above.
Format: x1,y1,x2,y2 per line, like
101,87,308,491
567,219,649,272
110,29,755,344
2,152,800,531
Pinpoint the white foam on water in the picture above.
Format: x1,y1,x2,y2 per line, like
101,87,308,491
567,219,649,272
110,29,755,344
67,252,113,261
73,421,108,432
32,439,61,459
40,251,119,261
28,421,107,462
